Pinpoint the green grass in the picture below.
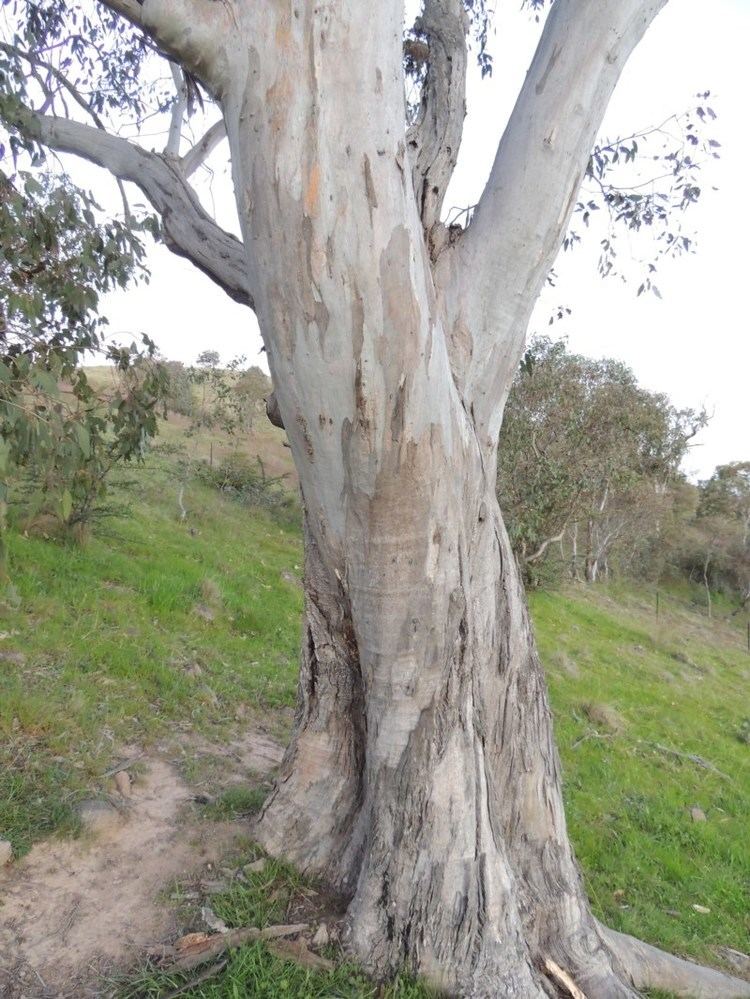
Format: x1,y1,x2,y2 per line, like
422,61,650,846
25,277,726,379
531,583,750,967
201,786,270,822
1,441,749,994
119,849,432,999
0,453,302,855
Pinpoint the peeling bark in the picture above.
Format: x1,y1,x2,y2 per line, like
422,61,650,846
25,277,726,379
257,520,366,893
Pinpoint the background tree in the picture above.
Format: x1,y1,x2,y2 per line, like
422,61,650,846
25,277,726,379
0,1,746,996
690,464,750,611
498,338,704,585
700,462,750,547
0,167,167,572
162,359,195,418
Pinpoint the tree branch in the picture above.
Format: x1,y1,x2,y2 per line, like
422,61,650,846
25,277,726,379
96,0,145,26
97,0,237,96
438,0,668,441
406,0,468,242
11,105,252,309
180,119,227,178
525,524,568,565
165,63,188,156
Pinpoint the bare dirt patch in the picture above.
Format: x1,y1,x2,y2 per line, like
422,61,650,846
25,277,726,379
0,731,285,998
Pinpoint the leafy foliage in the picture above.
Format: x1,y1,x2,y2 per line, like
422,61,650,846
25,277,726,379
462,0,494,77
188,354,271,435
0,168,167,565
498,337,705,585
567,96,721,296
0,1,170,126
163,360,195,418
686,463,750,608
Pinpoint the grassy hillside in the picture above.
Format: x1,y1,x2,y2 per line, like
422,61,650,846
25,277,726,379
1,427,748,995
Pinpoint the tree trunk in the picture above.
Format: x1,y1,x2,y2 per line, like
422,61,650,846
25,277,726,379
571,522,580,581
124,1,750,994
259,478,636,997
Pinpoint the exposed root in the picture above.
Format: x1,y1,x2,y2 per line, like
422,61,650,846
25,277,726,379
601,924,750,999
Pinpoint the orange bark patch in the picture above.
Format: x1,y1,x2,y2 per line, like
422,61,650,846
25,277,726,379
275,20,293,50
304,163,321,217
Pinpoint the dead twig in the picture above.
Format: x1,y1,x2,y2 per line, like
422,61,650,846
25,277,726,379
572,730,614,750
544,957,587,998
162,959,227,999
101,753,145,778
163,923,309,973
646,742,730,781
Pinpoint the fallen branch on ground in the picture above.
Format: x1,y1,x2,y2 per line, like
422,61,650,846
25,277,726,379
162,923,309,973
571,730,614,750
101,753,144,778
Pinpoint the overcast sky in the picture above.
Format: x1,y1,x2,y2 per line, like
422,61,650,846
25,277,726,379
95,0,749,481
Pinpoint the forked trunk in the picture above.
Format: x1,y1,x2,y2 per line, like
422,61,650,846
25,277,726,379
129,0,750,994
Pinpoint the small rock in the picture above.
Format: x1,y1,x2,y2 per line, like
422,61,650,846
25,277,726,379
201,905,228,933
243,858,267,875
0,840,13,866
690,806,707,823
114,771,132,797
692,904,711,914
312,923,329,948
77,799,122,836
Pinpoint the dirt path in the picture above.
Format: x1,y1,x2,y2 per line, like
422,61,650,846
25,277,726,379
0,732,284,998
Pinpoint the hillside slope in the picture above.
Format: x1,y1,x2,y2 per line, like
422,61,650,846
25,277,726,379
0,442,748,993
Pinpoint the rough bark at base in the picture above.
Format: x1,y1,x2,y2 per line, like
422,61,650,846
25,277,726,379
257,519,366,893
257,498,750,998
258,485,640,998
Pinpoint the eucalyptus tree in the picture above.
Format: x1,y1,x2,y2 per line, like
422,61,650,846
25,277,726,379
498,338,705,584
0,165,165,567
1,2,745,996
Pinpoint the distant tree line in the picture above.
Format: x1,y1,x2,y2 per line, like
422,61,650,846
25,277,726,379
498,338,749,611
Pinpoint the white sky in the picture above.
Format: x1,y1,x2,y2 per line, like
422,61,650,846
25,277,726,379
95,0,749,480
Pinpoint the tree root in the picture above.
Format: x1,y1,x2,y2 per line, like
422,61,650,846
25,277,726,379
600,923,750,998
